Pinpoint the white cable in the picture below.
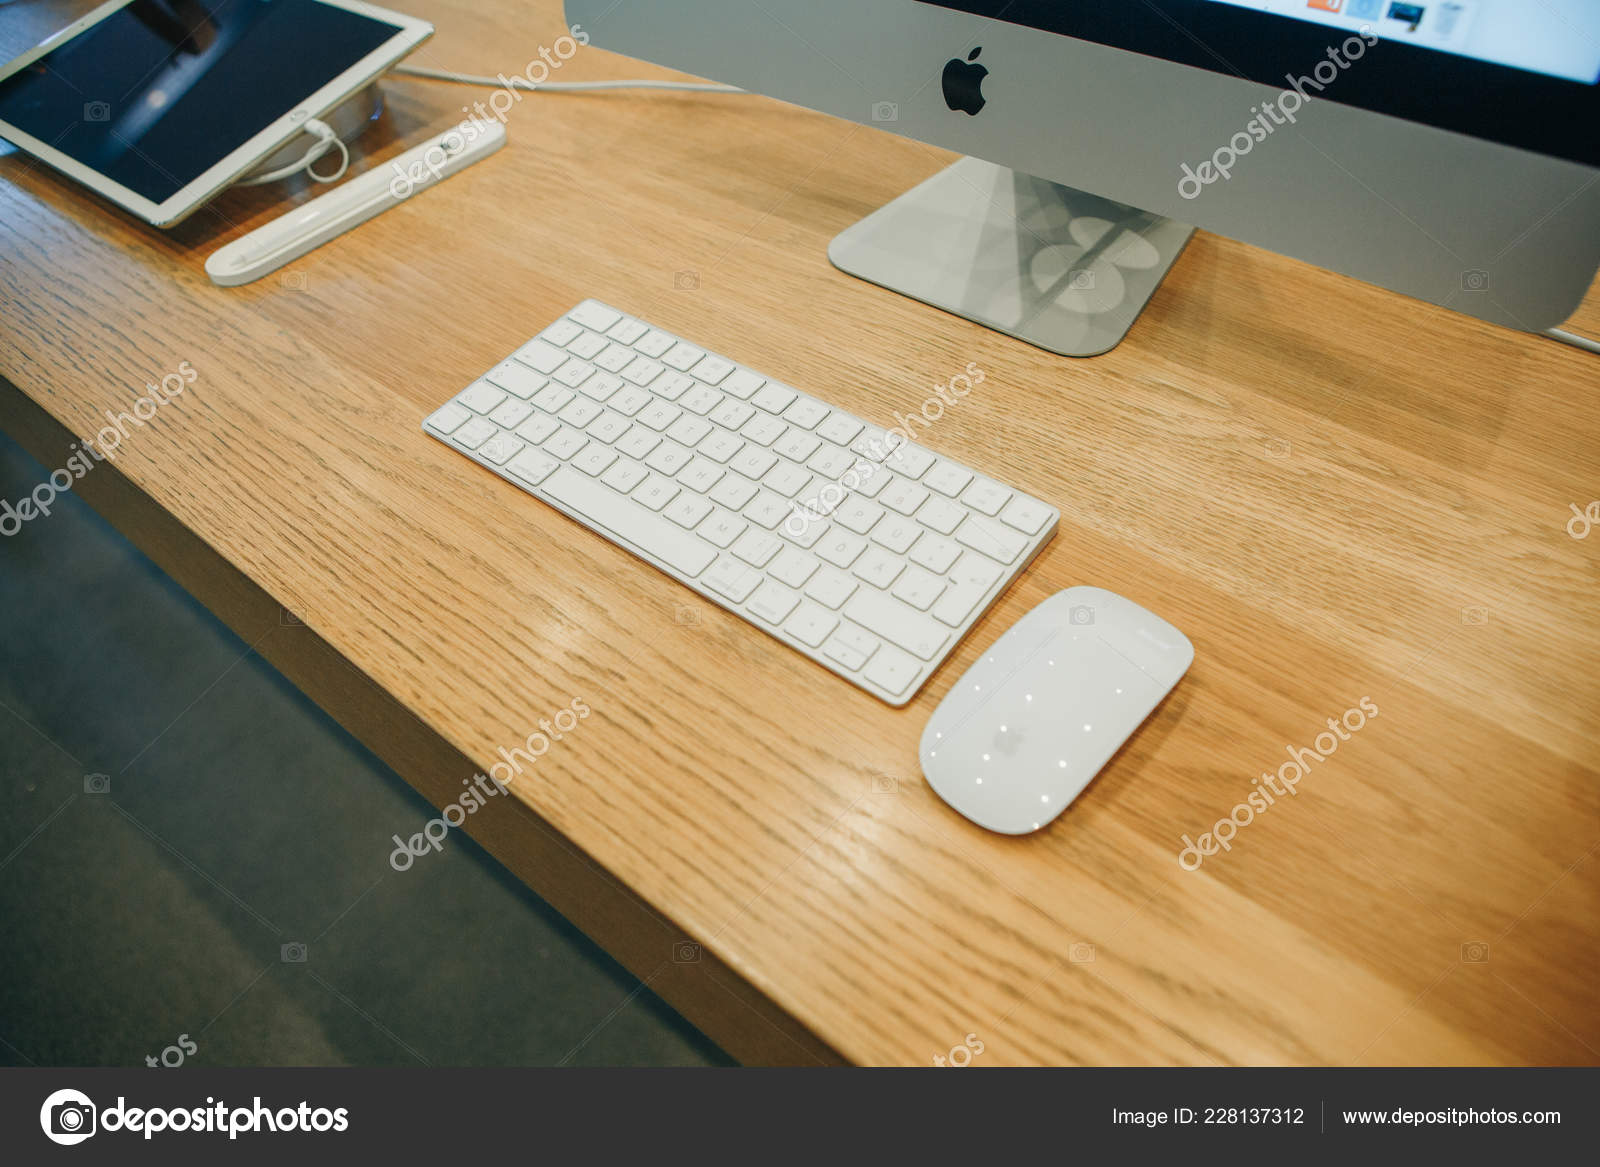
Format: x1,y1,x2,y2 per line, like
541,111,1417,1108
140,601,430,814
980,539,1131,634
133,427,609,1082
234,118,350,187
1543,327,1600,355
389,63,743,94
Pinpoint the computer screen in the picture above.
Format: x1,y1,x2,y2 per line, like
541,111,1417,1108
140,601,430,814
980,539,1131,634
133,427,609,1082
1205,0,1600,84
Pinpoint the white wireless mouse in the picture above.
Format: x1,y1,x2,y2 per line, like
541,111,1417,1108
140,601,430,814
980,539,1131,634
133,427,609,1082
919,587,1193,834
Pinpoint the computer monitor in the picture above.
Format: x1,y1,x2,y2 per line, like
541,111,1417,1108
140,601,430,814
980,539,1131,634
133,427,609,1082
567,1,1600,355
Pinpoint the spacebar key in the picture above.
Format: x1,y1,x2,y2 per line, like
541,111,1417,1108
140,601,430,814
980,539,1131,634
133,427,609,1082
539,467,717,577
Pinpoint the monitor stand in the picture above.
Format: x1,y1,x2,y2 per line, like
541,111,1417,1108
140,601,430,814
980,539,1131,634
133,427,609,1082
828,158,1194,357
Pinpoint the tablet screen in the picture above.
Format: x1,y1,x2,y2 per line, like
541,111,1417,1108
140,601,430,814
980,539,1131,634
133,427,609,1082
0,0,403,204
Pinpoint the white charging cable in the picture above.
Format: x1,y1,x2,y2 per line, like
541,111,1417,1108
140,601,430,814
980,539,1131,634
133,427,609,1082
234,117,351,187
389,63,743,94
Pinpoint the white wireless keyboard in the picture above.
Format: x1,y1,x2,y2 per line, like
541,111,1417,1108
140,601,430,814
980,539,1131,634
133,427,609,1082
424,301,1058,705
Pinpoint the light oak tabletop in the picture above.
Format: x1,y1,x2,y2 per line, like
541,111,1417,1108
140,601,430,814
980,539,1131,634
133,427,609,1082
2,0,1597,1065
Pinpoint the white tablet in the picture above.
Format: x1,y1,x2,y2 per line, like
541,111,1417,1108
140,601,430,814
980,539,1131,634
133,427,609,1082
0,0,432,227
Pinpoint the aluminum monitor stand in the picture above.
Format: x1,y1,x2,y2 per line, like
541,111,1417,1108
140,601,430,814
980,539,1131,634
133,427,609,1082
829,158,1194,357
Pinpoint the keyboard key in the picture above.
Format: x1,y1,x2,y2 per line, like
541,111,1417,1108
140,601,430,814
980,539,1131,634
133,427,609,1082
768,546,819,589
459,381,508,414
709,398,755,431
852,546,905,590
558,396,603,429
426,402,472,435
781,397,830,430
543,427,589,460
541,318,583,346
637,400,681,431
752,383,798,414
609,386,651,416
908,534,961,575
607,317,648,345
870,515,921,555
515,339,567,374
663,341,705,371
774,429,821,464
744,491,790,530
806,444,855,481
923,460,974,497
960,477,1012,516
816,530,866,569
1000,495,1054,536
880,477,930,516
680,384,722,415
863,645,920,697
748,580,801,625
835,498,884,535
478,433,524,465
489,399,535,430
955,514,1030,564
891,566,946,611
533,383,575,413
823,636,870,671
570,301,622,331
600,458,649,494
705,555,762,603
514,412,560,446
817,414,863,446
665,491,715,529
731,446,778,480
586,412,632,444
506,448,560,485
680,456,726,494
595,343,636,372
697,430,744,464
568,330,608,360
486,362,547,399
915,495,966,535
723,369,765,399
932,551,1004,627
780,514,827,548
885,442,936,480
784,601,839,648
732,529,783,568
452,417,497,449
763,462,812,498
845,589,948,661
666,414,713,447
644,440,692,476
802,564,858,610
578,372,621,403
636,329,676,358
542,465,715,577
553,359,595,389
709,472,758,511
652,371,694,401
615,426,660,460
633,473,680,511
692,355,734,384
741,413,787,446
622,357,664,387
573,444,618,477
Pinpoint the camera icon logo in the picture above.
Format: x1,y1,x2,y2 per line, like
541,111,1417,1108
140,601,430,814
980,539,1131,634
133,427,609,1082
1461,606,1488,626
1067,268,1096,291
871,101,899,122
673,603,700,626
281,942,308,963
1460,941,1489,963
40,1088,97,1145
1068,604,1095,627
83,773,111,795
280,271,308,291
673,940,701,963
83,101,111,122
1069,942,1096,963
673,270,700,291
1461,269,1490,291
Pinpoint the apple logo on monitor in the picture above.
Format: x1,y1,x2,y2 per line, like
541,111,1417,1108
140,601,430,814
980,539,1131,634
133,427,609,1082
942,47,988,115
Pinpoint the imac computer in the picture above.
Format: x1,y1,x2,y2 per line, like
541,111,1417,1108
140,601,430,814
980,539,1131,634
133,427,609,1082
566,1,1600,355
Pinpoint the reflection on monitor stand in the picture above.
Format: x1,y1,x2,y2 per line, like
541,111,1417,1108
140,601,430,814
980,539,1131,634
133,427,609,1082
829,159,1194,358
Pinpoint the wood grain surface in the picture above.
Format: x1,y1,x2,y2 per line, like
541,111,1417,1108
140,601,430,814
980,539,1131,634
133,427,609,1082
2,0,1597,1065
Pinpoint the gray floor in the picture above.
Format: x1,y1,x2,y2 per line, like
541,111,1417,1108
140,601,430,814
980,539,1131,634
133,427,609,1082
0,431,729,1067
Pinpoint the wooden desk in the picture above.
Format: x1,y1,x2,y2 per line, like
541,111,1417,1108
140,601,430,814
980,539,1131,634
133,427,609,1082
4,0,1597,1066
